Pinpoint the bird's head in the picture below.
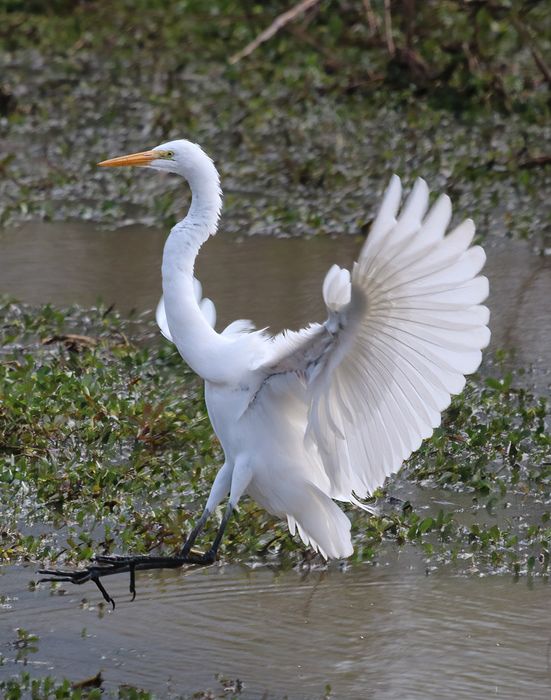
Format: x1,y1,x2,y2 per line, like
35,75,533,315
98,139,216,182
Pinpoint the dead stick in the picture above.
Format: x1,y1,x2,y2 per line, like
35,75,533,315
362,0,380,34
530,45,551,88
229,0,321,65
518,154,551,169
510,14,551,88
383,0,395,56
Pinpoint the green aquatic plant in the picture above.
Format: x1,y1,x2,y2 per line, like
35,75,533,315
0,299,548,578
0,668,249,700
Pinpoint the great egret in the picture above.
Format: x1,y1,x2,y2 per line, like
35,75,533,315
40,139,489,605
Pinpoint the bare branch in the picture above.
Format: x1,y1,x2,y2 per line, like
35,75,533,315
509,14,551,88
362,0,380,35
383,0,395,56
518,154,551,169
229,0,322,65
529,45,551,88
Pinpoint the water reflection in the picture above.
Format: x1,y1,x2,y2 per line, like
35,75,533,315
0,222,549,385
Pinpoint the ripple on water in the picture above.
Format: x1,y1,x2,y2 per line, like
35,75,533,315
1,564,550,699
1,223,549,390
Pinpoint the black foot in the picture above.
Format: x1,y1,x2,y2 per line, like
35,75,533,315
38,550,215,609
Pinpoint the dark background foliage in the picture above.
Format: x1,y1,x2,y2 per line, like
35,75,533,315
1,0,550,110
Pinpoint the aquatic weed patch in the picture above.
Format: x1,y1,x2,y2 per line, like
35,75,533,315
0,301,219,562
0,301,548,577
397,372,550,575
0,3,549,243
0,669,253,700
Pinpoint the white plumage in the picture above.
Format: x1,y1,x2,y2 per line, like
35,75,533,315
100,140,490,561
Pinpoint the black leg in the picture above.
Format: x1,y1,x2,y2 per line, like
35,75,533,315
201,504,234,563
180,508,210,557
38,507,235,608
181,503,234,561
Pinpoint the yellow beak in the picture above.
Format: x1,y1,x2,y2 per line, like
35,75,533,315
98,150,163,167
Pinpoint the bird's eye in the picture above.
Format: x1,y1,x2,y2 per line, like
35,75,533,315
165,150,175,159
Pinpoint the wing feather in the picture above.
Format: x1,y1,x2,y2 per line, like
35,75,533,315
361,174,402,258
258,176,490,500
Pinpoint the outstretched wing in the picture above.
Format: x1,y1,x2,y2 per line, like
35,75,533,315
258,176,490,501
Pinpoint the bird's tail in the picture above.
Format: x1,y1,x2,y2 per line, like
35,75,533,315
286,483,353,560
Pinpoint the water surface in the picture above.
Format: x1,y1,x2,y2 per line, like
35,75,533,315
1,562,550,699
0,222,550,386
1,223,550,697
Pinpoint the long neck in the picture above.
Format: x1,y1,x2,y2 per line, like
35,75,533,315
161,157,228,382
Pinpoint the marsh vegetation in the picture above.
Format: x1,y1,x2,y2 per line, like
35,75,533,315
0,1,550,697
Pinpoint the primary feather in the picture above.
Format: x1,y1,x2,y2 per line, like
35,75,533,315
257,177,489,511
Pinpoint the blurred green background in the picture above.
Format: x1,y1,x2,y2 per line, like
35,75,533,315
1,0,549,239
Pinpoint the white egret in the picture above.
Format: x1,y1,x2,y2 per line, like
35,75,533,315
40,139,489,604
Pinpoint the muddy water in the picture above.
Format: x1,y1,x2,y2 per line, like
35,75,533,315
0,223,550,696
1,562,550,699
0,222,550,387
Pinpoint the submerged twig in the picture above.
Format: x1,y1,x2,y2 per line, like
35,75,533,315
38,550,211,609
71,672,103,691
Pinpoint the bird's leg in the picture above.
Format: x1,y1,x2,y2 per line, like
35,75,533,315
38,464,237,607
180,508,210,557
189,456,250,563
194,504,234,564
180,460,233,558
38,509,234,606
37,508,234,607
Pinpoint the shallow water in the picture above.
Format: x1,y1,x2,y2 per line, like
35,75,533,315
0,222,550,387
1,562,550,699
0,223,550,696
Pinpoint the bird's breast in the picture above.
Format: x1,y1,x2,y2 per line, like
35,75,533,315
204,379,258,456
